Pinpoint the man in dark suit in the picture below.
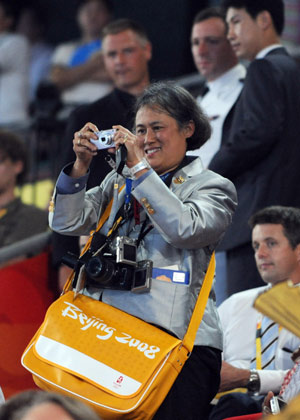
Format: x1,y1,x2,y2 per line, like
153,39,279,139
209,0,300,297
52,18,152,290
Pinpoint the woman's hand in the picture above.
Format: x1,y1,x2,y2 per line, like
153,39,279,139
71,122,99,178
112,125,145,168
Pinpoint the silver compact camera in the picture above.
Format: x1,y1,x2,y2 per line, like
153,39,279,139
116,236,137,266
90,129,116,150
270,396,286,414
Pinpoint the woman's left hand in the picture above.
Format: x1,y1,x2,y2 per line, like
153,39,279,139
112,125,144,168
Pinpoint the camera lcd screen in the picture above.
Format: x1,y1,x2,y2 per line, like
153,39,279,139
123,244,136,262
134,268,147,288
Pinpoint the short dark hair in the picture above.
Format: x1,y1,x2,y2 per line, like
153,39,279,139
0,0,19,28
78,0,114,14
193,6,227,27
221,0,284,35
0,130,28,185
134,81,211,151
0,390,100,420
102,18,149,44
249,206,300,249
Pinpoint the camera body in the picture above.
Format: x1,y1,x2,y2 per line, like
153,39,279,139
270,396,286,414
68,236,152,293
90,129,116,150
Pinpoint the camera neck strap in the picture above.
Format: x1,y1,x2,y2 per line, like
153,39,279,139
76,156,195,263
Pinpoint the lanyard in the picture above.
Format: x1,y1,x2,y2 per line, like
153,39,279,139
124,178,132,219
255,317,263,370
99,169,175,252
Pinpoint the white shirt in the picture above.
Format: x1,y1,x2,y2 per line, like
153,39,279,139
219,286,300,394
188,63,246,168
0,33,30,125
256,44,283,59
51,41,112,105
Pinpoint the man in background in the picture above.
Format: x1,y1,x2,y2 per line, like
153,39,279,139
0,130,48,248
189,6,246,304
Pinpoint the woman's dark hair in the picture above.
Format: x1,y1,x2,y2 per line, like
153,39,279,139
0,390,100,420
134,81,211,151
0,130,28,185
249,206,300,249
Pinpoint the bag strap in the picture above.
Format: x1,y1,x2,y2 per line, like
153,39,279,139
63,185,125,293
182,253,215,353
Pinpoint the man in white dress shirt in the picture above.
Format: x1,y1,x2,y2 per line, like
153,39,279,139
190,6,246,305
189,6,246,168
208,206,300,420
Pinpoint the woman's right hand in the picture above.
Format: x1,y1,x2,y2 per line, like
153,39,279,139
71,122,99,178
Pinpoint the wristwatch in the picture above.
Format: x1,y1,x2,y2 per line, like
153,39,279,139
129,158,151,178
247,369,261,394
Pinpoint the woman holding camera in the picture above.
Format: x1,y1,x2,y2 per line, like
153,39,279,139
49,81,237,419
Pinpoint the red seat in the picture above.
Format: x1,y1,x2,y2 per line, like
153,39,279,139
0,251,56,399
223,414,263,420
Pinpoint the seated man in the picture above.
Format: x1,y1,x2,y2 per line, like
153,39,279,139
209,206,300,420
0,130,48,248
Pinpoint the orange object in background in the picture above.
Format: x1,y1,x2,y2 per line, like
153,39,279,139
0,251,56,399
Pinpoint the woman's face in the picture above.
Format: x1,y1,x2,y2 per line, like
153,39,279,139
135,106,194,175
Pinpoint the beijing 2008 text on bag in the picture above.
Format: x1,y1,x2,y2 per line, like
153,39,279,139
21,193,216,419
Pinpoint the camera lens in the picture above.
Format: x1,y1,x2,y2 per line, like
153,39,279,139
100,135,114,145
85,256,115,285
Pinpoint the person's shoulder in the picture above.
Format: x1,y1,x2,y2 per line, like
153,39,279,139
220,286,268,310
0,33,29,49
51,40,80,63
249,48,294,71
70,90,118,118
181,160,237,207
199,166,237,197
53,39,80,52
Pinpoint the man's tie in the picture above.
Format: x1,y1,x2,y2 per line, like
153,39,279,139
199,83,209,97
250,315,280,370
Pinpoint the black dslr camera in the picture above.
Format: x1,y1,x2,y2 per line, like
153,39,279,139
63,236,152,293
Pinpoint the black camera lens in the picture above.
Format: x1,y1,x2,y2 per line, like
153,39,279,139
85,255,115,285
85,254,134,291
